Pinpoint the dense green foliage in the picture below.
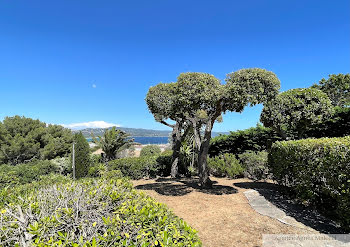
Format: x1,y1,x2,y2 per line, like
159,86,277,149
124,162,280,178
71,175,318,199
140,145,162,157
261,88,333,139
312,73,350,107
51,156,72,175
93,127,134,161
108,153,172,179
0,116,73,165
0,176,201,246
74,132,90,178
238,151,269,181
305,107,350,138
269,136,350,229
209,125,280,157
0,160,59,189
207,153,244,178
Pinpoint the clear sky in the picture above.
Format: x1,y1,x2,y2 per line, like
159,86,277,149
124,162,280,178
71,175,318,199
1,0,349,132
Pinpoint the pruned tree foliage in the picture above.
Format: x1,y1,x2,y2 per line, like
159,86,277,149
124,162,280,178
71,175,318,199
146,83,191,178
260,88,334,139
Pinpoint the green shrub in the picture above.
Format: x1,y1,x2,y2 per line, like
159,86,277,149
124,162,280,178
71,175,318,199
269,136,350,230
140,144,162,157
208,153,244,178
0,160,59,189
109,152,173,179
51,156,72,175
108,156,160,179
238,151,269,181
0,177,201,246
156,151,173,176
88,163,108,177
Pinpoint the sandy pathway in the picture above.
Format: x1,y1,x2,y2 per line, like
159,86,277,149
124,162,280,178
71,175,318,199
132,177,321,247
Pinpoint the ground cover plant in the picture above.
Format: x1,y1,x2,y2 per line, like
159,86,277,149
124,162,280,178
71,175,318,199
0,176,201,246
269,136,350,230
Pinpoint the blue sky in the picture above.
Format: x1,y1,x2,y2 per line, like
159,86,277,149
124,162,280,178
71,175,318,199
1,0,349,132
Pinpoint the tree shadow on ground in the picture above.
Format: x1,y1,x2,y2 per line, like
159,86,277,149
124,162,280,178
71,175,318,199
234,181,347,234
135,177,238,196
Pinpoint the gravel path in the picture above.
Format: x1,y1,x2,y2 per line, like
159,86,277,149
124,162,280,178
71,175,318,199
132,177,344,247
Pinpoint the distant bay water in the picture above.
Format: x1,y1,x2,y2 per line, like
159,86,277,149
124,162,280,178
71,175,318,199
86,136,169,145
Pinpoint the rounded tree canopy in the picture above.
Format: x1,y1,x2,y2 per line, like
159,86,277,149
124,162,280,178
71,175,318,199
224,68,281,112
260,87,334,137
145,82,179,122
176,72,224,117
146,68,281,124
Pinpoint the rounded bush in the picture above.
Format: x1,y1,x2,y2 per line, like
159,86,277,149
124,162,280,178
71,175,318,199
140,145,162,157
238,151,269,181
207,153,243,178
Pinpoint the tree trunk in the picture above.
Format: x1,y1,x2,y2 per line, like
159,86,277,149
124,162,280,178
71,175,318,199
197,122,213,188
170,123,182,178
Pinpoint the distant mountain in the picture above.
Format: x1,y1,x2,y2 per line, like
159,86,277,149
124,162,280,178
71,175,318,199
74,127,228,138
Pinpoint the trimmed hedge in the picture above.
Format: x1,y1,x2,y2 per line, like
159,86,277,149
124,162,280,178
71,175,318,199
269,136,350,230
0,176,201,246
207,153,244,178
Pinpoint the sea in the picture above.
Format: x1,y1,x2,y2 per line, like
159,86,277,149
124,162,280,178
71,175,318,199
87,136,169,145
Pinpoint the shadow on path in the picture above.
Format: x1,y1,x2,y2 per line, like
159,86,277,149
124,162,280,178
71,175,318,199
234,181,347,234
135,177,238,196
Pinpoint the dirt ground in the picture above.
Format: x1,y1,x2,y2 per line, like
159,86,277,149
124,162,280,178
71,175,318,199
132,177,338,247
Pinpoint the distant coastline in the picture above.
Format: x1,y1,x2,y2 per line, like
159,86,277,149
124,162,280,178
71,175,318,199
76,127,228,139
87,136,169,145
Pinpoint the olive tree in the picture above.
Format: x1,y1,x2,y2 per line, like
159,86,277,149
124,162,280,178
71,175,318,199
146,83,191,177
147,68,280,187
260,88,334,140
176,69,280,187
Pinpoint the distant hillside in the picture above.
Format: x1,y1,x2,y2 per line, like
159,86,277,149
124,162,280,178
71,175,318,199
74,127,227,138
